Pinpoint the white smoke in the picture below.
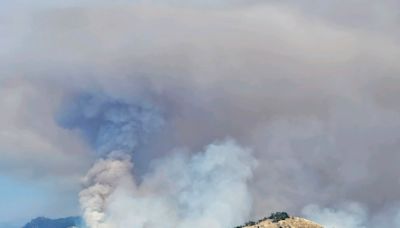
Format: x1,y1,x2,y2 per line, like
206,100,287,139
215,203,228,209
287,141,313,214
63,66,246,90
79,152,133,228
79,140,256,228
302,203,400,228
302,203,368,228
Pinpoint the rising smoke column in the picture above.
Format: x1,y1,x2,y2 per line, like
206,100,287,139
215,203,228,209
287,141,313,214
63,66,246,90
59,93,256,228
79,153,133,228
58,93,164,227
89,140,256,228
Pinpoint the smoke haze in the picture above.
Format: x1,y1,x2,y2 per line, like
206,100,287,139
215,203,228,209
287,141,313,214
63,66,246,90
1,1,400,227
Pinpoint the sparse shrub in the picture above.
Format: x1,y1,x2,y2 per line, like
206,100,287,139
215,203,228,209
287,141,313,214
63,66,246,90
268,212,290,223
234,211,290,227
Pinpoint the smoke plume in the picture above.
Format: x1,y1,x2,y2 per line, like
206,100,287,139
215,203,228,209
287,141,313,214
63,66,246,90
58,93,165,227
79,153,133,228
57,93,164,155
2,1,400,227
63,93,256,227
80,140,255,228
302,203,368,228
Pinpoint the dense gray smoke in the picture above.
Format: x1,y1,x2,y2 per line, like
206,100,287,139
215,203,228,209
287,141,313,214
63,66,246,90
57,93,164,155
57,93,167,227
65,93,256,228
1,1,400,227
79,141,255,228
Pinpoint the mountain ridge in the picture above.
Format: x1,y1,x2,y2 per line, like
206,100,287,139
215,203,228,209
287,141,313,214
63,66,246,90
22,213,322,228
22,216,83,228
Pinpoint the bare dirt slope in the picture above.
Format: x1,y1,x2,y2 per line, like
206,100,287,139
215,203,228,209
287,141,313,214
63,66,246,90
242,217,323,228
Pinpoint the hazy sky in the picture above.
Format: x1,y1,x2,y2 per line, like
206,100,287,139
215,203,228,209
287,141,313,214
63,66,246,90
1,1,400,227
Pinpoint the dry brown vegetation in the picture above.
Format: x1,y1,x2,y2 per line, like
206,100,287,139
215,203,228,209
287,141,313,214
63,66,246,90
242,217,323,228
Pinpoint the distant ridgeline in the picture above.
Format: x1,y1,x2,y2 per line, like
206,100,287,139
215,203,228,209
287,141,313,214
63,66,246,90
23,212,290,228
23,216,83,228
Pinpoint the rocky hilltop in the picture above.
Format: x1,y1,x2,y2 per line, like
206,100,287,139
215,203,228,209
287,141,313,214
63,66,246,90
236,212,323,228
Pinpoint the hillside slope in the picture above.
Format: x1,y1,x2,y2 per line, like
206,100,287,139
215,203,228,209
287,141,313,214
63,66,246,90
236,212,322,228
241,217,322,228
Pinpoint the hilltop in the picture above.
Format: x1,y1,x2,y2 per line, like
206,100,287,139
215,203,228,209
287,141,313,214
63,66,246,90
236,212,322,228
22,216,82,228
